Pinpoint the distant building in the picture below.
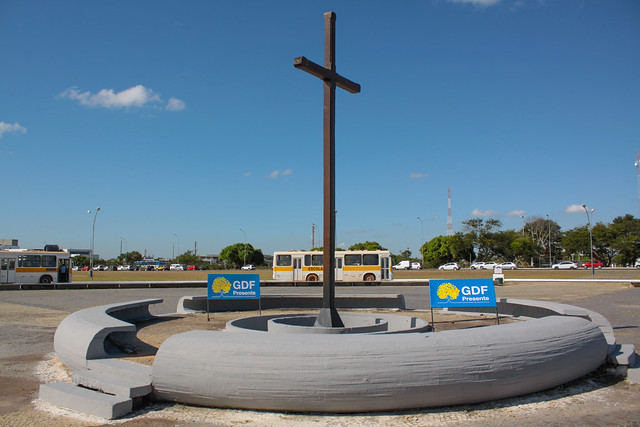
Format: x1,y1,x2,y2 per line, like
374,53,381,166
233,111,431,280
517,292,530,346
0,239,19,250
68,248,100,260
198,254,220,264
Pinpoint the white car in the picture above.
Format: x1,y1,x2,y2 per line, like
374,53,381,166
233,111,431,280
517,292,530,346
411,262,422,270
481,262,498,270
241,264,255,270
470,262,485,270
170,264,185,271
498,262,518,270
552,261,578,270
439,262,460,271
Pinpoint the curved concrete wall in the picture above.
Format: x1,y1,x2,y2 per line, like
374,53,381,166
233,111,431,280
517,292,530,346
152,316,608,413
54,299,162,372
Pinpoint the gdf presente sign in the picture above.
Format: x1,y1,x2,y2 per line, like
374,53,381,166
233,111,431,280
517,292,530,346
207,274,260,299
429,278,496,308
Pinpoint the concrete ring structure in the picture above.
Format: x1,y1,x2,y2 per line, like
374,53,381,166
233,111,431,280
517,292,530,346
45,295,627,418
151,315,607,412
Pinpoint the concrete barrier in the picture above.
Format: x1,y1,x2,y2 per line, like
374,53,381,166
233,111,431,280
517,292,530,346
53,298,162,372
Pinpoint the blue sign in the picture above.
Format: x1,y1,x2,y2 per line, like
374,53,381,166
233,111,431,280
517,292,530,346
429,279,497,308
207,274,260,299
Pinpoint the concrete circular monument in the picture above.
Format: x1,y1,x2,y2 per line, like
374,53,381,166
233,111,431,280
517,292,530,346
151,310,608,413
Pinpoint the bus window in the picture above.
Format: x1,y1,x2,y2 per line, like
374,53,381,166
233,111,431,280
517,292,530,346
42,255,57,268
312,255,323,266
363,254,379,266
19,255,41,267
276,255,292,266
344,254,362,266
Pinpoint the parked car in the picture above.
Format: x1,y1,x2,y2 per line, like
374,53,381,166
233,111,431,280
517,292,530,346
393,260,411,270
635,259,640,269
552,261,578,270
80,266,90,271
470,262,485,270
481,262,498,270
170,264,185,271
498,262,518,270
581,260,602,269
241,264,255,270
411,262,422,270
187,265,197,271
439,262,460,271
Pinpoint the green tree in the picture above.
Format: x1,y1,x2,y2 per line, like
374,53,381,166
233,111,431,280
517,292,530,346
117,251,143,266
461,218,502,261
348,241,385,251
420,234,473,268
175,250,200,266
219,243,263,268
561,226,590,260
72,255,90,267
610,214,640,266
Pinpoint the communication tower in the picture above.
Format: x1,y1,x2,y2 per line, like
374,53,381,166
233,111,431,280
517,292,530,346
446,187,454,236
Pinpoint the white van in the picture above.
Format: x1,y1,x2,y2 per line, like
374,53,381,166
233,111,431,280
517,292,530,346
393,260,411,270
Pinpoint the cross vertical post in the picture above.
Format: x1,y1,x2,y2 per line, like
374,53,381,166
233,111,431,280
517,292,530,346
294,12,360,327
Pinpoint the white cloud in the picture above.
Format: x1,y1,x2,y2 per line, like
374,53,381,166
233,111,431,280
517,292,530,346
60,85,185,111
471,208,500,217
505,209,526,217
166,97,186,111
565,204,586,214
243,171,252,177
0,122,26,138
410,173,429,179
266,169,293,179
448,0,501,6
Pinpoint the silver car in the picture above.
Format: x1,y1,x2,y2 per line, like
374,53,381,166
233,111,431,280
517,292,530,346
439,262,460,271
552,261,578,270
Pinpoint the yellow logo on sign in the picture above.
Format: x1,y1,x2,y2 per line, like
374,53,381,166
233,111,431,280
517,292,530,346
437,282,460,301
211,276,232,295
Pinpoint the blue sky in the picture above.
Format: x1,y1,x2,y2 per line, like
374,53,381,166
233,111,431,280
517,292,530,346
1,0,639,259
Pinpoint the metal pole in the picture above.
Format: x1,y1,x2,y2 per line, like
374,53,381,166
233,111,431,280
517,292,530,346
582,204,594,277
417,216,424,266
88,207,100,280
240,228,247,267
546,214,551,267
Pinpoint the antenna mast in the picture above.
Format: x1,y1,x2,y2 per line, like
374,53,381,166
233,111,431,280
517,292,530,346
447,187,454,236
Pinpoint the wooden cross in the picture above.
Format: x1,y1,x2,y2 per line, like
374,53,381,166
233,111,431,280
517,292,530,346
294,12,361,327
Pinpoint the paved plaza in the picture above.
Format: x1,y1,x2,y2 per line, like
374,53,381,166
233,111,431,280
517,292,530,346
0,280,638,425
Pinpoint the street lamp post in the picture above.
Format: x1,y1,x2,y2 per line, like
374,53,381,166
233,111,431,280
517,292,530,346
87,207,101,280
546,214,552,267
582,204,595,277
416,216,424,266
240,228,247,267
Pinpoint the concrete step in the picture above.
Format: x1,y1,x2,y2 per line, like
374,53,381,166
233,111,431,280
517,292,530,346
39,382,132,419
86,358,152,383
607,344,637,366
73,369,152,398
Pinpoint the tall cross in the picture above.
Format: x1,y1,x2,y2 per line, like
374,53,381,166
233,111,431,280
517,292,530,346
294,12,361,327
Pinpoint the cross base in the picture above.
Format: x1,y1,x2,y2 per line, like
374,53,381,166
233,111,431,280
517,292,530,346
314,307,344,328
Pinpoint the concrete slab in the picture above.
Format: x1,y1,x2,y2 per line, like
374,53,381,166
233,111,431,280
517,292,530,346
73,369,152,398
39,382,132,419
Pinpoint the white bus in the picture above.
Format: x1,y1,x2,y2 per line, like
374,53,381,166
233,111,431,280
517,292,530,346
0,247,72,284
273,250,393,282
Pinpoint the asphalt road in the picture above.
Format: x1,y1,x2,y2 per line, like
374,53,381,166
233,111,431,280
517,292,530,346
0,281,638,425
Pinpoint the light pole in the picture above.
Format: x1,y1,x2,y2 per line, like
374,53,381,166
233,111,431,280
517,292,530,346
520,215,526,237
416,216,424,266
546,214,552,267
87,207,101,280
173,234,180,258
635,153,640,217
582,204,595,277
240,228,247,267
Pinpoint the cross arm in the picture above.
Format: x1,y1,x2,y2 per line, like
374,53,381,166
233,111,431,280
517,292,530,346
294,56,361,94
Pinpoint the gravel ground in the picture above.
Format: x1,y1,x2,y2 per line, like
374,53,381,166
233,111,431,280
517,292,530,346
0,281,639,426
